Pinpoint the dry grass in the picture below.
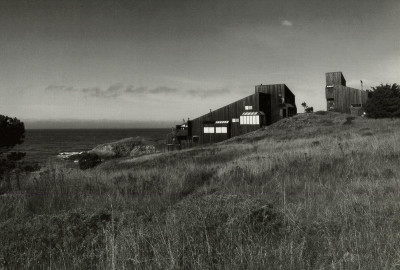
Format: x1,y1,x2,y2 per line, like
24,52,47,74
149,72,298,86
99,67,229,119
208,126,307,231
1,113,400,269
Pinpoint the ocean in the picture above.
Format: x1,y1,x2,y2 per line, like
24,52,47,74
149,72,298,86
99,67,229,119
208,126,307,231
13,129,170,164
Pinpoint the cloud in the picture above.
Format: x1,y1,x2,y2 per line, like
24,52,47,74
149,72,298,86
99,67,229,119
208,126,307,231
185,88,230,98
46,84,126,98
124,86,179,95
46,85,73,92
281,20,293,27
125,86,147,94
45,84,230,99
148,86,179,94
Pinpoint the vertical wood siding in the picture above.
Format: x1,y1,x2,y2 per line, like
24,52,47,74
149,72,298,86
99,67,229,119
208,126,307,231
325,72,368,114
190,93,262,144
325,85,368,113
168,84,296,146
326,72,346,86
255,84,297,123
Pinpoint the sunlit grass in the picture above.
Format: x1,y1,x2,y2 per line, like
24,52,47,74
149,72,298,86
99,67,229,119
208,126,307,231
1,114,400,269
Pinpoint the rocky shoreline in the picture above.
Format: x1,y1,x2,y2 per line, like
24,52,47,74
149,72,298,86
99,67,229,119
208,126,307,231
57,136,162,164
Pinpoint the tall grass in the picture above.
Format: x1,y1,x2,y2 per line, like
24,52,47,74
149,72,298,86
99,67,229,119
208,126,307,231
1,115,400,269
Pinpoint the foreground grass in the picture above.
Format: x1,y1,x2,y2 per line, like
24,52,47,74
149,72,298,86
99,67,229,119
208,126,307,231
1,113,400,269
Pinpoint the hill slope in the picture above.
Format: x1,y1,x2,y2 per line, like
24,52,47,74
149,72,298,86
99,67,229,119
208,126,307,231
1,112,400,269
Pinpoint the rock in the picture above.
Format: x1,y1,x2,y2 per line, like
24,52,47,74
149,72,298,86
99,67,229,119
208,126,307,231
89,136,159,158
129,144,158,157
57,152,85,161
78,152,102,170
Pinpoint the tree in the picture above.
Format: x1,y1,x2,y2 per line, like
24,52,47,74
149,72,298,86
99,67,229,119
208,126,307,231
0,115,25,192
365,83,400,118
301,102,314,113
305,107,314,113
0,115,25,153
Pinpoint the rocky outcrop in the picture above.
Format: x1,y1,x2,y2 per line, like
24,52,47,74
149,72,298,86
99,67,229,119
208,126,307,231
129,144,158,157
89,137,159,158
57,152,85,161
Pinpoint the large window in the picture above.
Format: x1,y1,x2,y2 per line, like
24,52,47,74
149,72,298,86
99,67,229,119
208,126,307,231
240,112,260,125
215,127,227,133
203,127,214,133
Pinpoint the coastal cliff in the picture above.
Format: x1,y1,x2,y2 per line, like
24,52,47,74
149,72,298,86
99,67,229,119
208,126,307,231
89,136,160,158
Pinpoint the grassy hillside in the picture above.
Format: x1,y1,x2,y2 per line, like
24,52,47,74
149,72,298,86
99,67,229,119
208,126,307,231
1,112,400,269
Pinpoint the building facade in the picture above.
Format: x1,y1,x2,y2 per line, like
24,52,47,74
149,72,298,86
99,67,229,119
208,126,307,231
166,84,297,147
325,72,368,115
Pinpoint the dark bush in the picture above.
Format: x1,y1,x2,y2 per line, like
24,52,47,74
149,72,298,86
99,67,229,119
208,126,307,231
0,115,25,193
365,83,400,118
23,163,41,172
6,152,26,161
78,152,101,170
0,115,25,152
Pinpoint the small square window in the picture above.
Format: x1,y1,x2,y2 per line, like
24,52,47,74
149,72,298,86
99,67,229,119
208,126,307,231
215,127,227,133
203,127,215,133
245,105,253,110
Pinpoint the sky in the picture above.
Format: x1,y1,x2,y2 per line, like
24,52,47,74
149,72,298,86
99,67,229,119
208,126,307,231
0,0,399,128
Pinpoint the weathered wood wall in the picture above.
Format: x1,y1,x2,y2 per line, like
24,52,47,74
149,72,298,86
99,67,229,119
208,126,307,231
326,72,346,86
255,84,297,123
168,84,296,146
325,72,368,114
325,85,368,114
190,93,263,144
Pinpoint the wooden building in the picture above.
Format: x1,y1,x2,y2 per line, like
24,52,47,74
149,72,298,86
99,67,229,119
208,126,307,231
325,72,368,115
166,84,297,147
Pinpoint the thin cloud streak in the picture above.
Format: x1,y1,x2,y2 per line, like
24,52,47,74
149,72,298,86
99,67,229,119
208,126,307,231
45,84,231,99
281,20,293,27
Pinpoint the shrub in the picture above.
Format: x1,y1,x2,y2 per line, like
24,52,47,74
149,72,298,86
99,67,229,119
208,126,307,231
0,115,25,193
0,115,25,152
365,83,400,118
78,153,101,170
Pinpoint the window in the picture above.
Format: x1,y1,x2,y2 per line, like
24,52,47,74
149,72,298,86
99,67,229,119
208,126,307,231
240,112,260,125
203,127,214,133
215,127,227,133
232,118,239,123
245,105,253,110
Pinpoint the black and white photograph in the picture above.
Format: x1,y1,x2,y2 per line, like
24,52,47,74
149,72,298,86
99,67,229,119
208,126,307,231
0,0,399,268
